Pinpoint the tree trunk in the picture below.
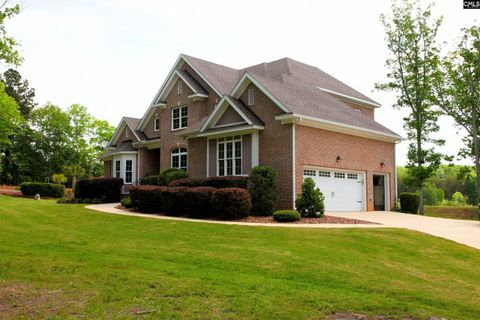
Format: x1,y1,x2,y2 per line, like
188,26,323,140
72,175,77,193
471,110,480,221
418,183,424,215
417,125,425,215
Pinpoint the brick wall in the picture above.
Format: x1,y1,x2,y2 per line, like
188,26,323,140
187,137,207,178
239,84,293,209
295,126,396,211
143,109,162,139
139,148,160,178
103,161,112,178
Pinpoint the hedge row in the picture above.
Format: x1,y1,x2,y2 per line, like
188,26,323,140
74,178,123,203
169,176,249,189
399,192,420,214
129,185,251,220
20,182,65,198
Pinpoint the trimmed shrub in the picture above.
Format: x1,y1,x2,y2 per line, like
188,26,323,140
129,185,166,213
139,175,160,186
211,188,251,220
74,178,123,203
295,178,325,217
249,166,277,216
121,197,134,209
273,210,301,222
451,191,466,206
203,176,249,189
162,187,188,216
184,186,216,219
20,182,65,198
169,178,204,187
399,192,419,214
159,168,188,186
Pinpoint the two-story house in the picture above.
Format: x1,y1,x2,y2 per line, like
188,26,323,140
102,54,402,211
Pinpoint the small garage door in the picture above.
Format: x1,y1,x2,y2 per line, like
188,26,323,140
303,168,365,211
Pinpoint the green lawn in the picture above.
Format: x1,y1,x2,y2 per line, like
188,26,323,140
1,196,480,319
424,205,479,221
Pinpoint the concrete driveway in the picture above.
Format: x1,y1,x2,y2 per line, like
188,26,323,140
328,211,480,250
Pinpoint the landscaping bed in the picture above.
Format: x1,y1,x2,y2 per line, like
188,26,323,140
424,205,479,220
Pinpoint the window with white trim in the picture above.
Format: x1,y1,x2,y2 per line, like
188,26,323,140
115,160,121,178
218,136,242,176
247,88,255,106
303,169,316,176
177,81,182,95
318,171,331,178
125,160,133,183
347,173,358,180
171,147,187,171
154,113,160,131
172,106,188,130
334,172,345,179
125,128,129,138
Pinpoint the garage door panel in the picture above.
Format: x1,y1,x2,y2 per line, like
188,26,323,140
303,168,364,212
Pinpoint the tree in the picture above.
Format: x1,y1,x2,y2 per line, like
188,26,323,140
433,26,480,219
63,165,85,191
0,1,22,66
295,178,325,217
0,69,36,118
377,0,446,214
0,81,21,179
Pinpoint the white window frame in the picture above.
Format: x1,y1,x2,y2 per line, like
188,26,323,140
177,81,182,95
125,128,129,138
217,135,242,176
171,106,188,130
153,113,160,132
171,147,187,171
115,160,121,178
247,88,255,106
125,160,133,184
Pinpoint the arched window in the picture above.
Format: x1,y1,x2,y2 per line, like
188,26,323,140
171,147,187,171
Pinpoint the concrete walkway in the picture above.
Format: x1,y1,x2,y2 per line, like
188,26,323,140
328,211,480,250
85,203,386,229
86,204,480,250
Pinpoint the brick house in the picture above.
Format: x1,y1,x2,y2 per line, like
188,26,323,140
102,54,402,211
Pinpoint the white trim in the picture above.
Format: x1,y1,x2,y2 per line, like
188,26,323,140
275,113,403,143
176,80,182,95
107,119,142,147
206,138,210,177
132,139,161,150
187,93,208,99
171,105,188,130
317,87,382,108
247,88,255,106
231,73,290,113
199,96,254,133
251,131,259,168
373,172,390,211
197,125,264,138
292,124,296,209
303,165,367,211
170,147,188,171
153,113,160,132
213,121,247,129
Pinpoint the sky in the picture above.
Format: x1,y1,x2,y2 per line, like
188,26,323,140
5,0,479,165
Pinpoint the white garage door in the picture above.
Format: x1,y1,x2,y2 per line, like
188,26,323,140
303,168,365,212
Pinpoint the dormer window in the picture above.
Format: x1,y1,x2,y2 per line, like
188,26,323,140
248,88,255,106
177,81,182,95
154,113,160,131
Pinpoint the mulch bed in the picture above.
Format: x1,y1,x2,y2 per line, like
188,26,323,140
115,205,377,224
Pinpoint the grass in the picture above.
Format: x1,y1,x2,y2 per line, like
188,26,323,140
1,195,480,319
424,205,479,221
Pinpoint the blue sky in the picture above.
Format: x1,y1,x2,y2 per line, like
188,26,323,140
6,0,478,165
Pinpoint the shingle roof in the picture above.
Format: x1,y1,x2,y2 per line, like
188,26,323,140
178,70,208,95
122,117,147,140
181,55,399,137
101,141,137,158
228,98,264,127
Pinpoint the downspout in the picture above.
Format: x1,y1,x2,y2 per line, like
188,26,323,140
394,140,400,211
292,123,296,209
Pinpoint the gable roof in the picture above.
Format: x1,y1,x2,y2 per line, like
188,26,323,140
107,117,143,147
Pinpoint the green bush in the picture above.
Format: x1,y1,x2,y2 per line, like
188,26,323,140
121,197,134,208
169,178,204,187
129,185,166,213
51,173,67,185
273,210,301,222
74,178,123,203
399,192,419,214
451,191,466,206
211,188,252,220
295,178,325,217
249,166,277,216
184,186,216,218
423,182,445,205
168,176,249,189
162,187,188,216
159,168,188,186
139,175,160,185
20,182,65,198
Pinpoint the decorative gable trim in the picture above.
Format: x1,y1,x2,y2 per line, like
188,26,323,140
200,96,253,133
317,87,381,109
107,118,142,147
230,72,290,113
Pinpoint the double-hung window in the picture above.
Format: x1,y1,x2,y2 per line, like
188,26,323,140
115,160,121,178
125,160,133,184
172,106,188,130
171,148,187,171
218,136,242,176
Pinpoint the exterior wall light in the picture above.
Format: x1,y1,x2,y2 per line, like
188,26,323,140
336,156,342,162
380,161,385,168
